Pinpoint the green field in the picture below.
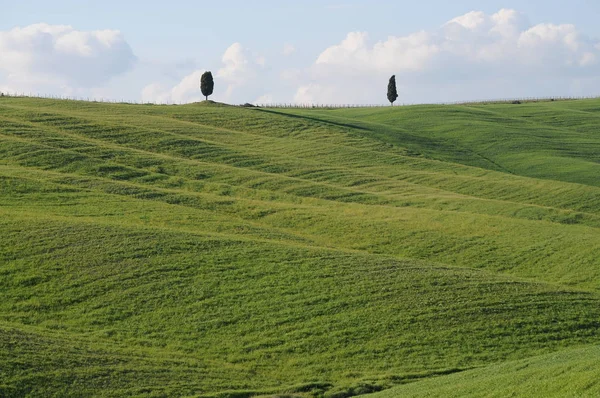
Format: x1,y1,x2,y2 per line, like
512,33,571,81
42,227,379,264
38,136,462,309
370,345,600,398
1,97,600,397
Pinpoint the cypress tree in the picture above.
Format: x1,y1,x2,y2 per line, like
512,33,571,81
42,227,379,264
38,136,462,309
387,75,398,106
200,71,214,101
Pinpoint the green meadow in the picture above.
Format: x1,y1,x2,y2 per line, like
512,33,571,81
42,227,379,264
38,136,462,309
1,96,600,397
370,344,600,398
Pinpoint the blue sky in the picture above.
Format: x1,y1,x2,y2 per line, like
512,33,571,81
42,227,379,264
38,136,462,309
3,0,600,104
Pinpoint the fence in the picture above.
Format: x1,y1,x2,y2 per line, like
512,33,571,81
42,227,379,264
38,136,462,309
1,91,599,108
253,103,388,109
259,96,600,108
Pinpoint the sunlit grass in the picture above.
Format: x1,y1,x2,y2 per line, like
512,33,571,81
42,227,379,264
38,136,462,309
370,345,600,398
1,96,600,396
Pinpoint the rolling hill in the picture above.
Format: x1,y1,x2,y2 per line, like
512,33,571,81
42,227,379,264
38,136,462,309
1,96,600,397
369,344,600,398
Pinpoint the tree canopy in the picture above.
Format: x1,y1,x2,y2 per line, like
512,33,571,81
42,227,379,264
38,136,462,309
201,71,214,101
387,75,398,105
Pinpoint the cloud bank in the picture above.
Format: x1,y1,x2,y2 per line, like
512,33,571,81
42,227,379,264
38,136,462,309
0,23,136,95
3,10,600,105
142,42,266,104
298,9,600,104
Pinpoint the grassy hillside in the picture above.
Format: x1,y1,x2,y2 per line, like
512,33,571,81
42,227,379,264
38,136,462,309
369,345,600,398
1,96,600,396
291,100,600,187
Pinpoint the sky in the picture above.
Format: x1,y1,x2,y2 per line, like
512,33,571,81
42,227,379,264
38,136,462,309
2,0,600,104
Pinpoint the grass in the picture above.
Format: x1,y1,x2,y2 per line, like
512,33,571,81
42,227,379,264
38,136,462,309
1,96,600,396
369,345,600,398
285,101,600,187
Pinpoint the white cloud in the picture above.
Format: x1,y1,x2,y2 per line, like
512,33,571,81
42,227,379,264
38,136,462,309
0,23,136,95
298,9,600,104
256,56,267,67
216,43,266,100
294,84,341,104
217,43,250,84
448,11,487,30
142,43,266,104
316,9,598,73
315,31,438,73
282,43,296,56
6,10,598,105
517,24,594,67
141,70,206,104
280,68,302,82
140,83,170,104
254,93,274,105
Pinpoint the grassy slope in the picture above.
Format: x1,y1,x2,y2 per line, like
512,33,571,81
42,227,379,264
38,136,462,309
1,97,600,396
284,100,600,187
369,345,600,398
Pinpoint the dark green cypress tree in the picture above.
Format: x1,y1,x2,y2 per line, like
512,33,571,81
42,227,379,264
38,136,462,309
387,75,398,106
200,71,214,101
